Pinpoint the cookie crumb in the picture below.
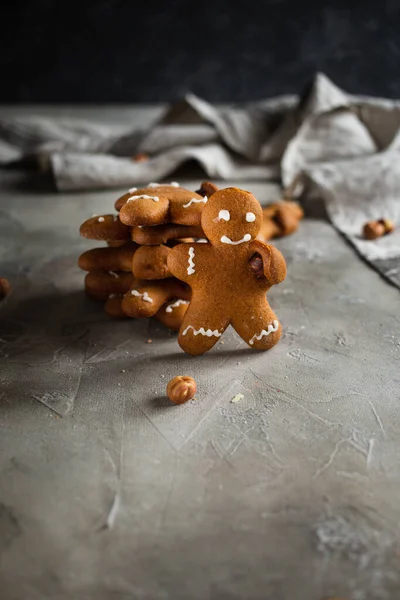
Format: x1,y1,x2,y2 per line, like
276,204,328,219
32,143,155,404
121,369,126,373
231,393,244,404
147,339,153,344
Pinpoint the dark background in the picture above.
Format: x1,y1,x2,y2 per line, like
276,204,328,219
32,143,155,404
2,0,400,103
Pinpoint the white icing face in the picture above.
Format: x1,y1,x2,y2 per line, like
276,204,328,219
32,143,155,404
98,216,105,222
218,209,230,222
182,325,222,338
249,320,279,345
130,290,153,303
220,234,251,245
246,212,256,222
187,247,195,275
127,195,159,203
109,271,119,278
129,187,137,193
183,197,208,208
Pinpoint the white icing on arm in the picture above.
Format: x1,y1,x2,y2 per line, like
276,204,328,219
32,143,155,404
221,234,251,245
187,247,195,275
128,187,137,193
182,325,222,338
165,299,189,313
130,290,153,303
249,320,279,345
127,194,159,202
183,197,208,208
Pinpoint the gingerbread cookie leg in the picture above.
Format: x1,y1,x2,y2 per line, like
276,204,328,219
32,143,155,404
104,294,128,319
155,299,190,331
177,303,230,356
231,301,282,351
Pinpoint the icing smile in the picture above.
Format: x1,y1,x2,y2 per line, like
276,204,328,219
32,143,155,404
220,234,251,245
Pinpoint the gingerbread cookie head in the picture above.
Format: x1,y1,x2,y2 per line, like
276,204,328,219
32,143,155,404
200,188,263,247
116,183,208,227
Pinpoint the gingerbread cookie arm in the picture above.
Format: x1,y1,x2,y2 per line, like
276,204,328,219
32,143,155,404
167,242,209,285
132,245,172,280
248,240,287,286
85,272,134,301
131,224,204,246
79,245,137,272
80,215,130,241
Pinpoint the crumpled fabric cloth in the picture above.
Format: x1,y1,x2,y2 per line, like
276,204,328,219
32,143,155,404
1,73,399,288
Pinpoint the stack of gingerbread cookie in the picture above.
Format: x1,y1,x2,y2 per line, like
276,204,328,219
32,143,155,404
79,181,218,330
79,181,303,331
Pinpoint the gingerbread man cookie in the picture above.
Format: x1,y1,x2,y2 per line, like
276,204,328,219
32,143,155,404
167,188,286,355
115,182,208,227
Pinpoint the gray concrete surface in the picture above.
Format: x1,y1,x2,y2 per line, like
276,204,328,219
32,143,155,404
0,108,400,600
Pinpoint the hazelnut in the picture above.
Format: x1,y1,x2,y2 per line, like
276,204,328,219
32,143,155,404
195,181,219,198
132,152,149,163
249,253,264,279
363,221,386,240
167,376,196,405
378,218,395,234
0,277,10,301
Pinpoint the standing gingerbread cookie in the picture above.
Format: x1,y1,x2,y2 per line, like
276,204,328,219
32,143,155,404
167,187,287,355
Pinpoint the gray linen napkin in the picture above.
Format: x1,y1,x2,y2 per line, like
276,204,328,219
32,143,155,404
1,73,399,289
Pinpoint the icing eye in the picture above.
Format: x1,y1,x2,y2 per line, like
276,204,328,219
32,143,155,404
218,209,230,222
246,212,256,223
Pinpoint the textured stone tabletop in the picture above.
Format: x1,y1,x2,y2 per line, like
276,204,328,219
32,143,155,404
0,107,399,600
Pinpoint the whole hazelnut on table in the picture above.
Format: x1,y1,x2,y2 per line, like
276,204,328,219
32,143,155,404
362,218,395,240
167,376,197,405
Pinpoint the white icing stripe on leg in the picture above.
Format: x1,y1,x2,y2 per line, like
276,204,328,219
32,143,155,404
130,290,153,303
249,320,279,345
165,300,189,313
187,247,195,275
182,325,222,338
183,197,208,208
